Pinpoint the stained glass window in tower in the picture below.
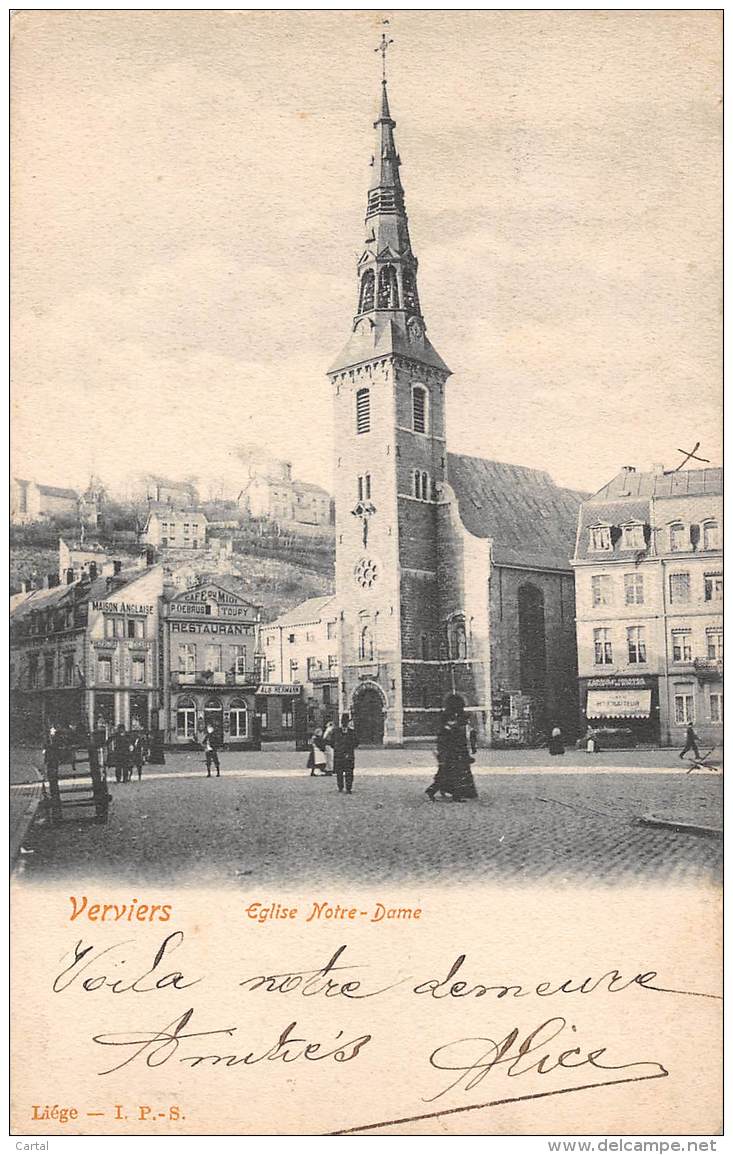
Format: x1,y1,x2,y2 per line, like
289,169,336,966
356,388,370,434
377,264,399,308
358,269,375,313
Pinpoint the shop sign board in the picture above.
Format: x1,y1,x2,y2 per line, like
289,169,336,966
586,688,652,719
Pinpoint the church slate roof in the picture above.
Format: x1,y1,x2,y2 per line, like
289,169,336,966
446,453,587,571
328,316,451,376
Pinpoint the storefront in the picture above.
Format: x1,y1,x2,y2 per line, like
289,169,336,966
254,683,306,744
579,675,660,746
163,581,262,749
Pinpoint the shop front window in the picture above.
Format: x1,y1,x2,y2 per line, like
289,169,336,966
229,698,248,738
176,697,196,739
674,692,694,725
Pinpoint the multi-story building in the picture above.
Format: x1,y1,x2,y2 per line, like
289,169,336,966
142,507,208,550
10,558,164,739
572,465,723,746
11,479,79,524
238,456,333,527
260,595,339,729
161,578,263,749
328,74,583,746
143,475,199,507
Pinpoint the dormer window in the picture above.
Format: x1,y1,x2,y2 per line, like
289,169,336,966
589,525,612,552
620,523,645,550
412,385,428,433
669,523,687,552
703,521,720,550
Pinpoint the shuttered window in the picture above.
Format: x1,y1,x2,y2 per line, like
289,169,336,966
356,388,370,434
412,386,427,433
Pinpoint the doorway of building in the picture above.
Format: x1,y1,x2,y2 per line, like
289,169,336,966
203,697,224,744
352,686,385,745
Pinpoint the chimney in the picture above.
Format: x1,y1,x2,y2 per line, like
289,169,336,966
66,567,75,585
652,463,665,475
89,561,98,581
113,559,122,575
620,465,636,473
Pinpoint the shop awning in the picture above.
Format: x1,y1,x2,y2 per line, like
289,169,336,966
586,689,651,719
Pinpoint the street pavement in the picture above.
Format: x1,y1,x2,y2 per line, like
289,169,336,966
12,745,722,887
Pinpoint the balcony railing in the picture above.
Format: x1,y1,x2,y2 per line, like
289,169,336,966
693,658,723,682
172,671,256,687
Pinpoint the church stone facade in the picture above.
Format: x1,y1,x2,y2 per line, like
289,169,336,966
329,78,584,747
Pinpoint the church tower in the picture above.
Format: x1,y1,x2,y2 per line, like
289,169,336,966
329,65,452,746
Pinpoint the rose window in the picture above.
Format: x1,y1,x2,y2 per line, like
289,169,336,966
354,558,379,589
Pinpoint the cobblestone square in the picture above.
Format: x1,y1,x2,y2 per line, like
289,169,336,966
14,747,722,888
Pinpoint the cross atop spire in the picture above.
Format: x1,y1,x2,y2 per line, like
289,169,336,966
375,26,393,82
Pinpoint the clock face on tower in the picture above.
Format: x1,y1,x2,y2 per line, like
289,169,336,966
354,557,379,589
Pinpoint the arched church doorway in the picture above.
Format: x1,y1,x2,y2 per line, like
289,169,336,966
352,685,385,746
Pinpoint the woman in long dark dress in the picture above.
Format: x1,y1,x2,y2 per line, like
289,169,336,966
425,695,478,802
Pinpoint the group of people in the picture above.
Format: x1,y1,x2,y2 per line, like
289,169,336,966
42,721,150,784
307,713,359,794
107,724,150,783
307,697,481,803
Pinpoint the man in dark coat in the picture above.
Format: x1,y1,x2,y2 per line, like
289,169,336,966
679,722,701,760
203,724,221,777
109,724,131,784
332,712,358,794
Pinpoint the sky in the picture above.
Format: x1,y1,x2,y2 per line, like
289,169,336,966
11,10,722,498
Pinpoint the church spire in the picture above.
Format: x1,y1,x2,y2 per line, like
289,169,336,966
328,35,450,377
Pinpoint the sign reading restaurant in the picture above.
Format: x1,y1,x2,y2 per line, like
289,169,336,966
170,620,251,635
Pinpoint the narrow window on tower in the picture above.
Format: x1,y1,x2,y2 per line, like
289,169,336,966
357,476,364,501
412,386,428,433
421,471,430,501
356,388,370,434
365,473,371,500
358,269,375,313
413,470,421,498
377,264,399,309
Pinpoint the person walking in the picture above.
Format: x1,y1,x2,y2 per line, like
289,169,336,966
548,726,565,756
308,727,328,776
679,722,701,761
130,730,146,782
426,695,478,802
322,721,335,774
109,724,131,784
332,713,358,794
203,724,221,777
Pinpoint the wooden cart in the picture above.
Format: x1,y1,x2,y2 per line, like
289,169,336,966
43,738,112,825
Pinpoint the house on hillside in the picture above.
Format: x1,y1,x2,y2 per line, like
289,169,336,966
142,508,208,550
11,479,79,524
